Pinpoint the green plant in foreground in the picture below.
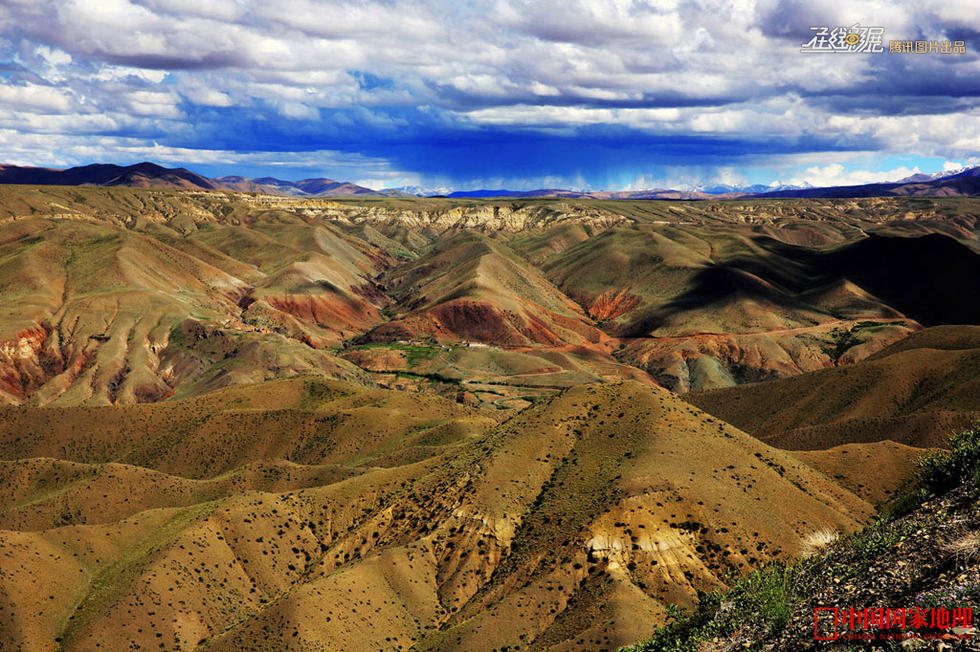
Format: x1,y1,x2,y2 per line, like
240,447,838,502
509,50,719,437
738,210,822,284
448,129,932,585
916,424,980,495
625,425,980,652
625,563,793,651
885,423,980,519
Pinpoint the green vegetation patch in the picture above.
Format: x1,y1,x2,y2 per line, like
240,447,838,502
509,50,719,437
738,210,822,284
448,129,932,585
57,502,216,646
626,563,793,652
625,424,980,652
349,341,443,366
821,326,862,363
918,424,980,492
851,320,906,336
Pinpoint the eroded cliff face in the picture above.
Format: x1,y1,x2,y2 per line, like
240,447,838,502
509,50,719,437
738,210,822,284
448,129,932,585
313,200,634,233
0,323,60,403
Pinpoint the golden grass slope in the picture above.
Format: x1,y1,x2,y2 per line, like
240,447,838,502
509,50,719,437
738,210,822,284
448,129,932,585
366,231,608,347
791,441,932,505
687,325,980,450
0,379,871,651
408,382,870,652
0,377,496,478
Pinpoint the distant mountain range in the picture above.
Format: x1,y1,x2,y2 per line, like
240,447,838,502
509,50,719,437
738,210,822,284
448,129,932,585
755,166,980,199
697,182,815,194
1,160,978,199
443,182,816,199
0,162,415,198
443,188,723,199
211,174,414,197
446,168,980,199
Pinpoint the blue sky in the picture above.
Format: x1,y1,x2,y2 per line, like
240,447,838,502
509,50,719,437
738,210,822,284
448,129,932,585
0,0,977,191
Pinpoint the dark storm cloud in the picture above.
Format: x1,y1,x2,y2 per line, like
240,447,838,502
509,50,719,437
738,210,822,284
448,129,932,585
95,50,248,71
758,0,839,40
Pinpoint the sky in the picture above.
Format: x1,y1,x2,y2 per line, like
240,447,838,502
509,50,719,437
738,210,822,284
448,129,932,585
0,0,977,192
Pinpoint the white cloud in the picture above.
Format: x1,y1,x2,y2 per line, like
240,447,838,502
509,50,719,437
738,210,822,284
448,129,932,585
181,87,233,108
35,45,71,66
463,105,682,127
0,0,974,188
0,84,75,113
91,65,169,84
784,163,921,187
123,90,182,118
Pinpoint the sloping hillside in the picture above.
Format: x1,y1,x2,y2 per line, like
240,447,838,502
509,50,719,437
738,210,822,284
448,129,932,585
544,229,963,391
0,212,387,405
365,231,607,347
625,427,980,651
687,326,980,450
0,379,872,651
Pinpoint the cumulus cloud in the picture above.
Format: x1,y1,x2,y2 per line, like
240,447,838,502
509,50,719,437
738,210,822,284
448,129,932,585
784,163,922,187
0,0,975,189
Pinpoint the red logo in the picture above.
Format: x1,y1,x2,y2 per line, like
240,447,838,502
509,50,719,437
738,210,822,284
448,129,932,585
814,607,974,642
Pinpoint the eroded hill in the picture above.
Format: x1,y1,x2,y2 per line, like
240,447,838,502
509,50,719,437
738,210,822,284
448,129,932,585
1,187,978,405
687,325,980,451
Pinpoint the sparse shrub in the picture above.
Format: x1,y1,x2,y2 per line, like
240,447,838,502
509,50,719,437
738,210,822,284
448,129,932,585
801,528,838,558
850,516,914,560
943,531,980,564
734,562,793,633
916,424,980,495
624,562,792,651
883,423,980,520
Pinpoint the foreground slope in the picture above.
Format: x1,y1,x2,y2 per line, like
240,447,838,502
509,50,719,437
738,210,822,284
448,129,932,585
626,428,980,651
407,382,870,652
0,379,871,651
